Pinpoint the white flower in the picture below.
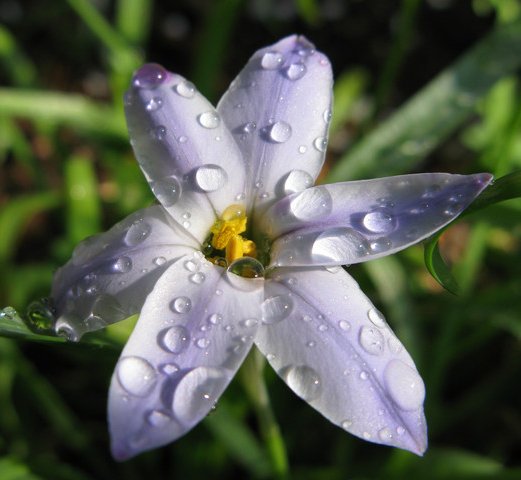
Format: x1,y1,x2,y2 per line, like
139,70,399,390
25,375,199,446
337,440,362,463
51,35,492,460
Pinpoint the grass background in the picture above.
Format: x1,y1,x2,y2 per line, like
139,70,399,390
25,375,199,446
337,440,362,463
1,0,520,478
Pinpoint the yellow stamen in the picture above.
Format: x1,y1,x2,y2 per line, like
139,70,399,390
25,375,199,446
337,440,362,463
209,204,257,264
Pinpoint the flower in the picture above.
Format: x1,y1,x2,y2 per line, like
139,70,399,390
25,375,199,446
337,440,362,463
51,35,492,460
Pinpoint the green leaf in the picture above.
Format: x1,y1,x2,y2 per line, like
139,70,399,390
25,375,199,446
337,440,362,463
465,171,521,214
327,19,521,182
424,238,460,295
0,456,42,480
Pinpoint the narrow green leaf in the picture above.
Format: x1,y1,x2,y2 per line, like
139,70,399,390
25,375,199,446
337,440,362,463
465,171,521,214
328,19,521,181
424,238,460,295
0,456,42,480
65,156,101,244
0,26,37,87
116,0,153,47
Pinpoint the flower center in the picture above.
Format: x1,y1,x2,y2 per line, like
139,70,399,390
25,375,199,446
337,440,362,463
206,205,257,266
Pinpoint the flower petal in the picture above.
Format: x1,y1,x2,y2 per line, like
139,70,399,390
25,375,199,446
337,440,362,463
217,35,333,213
266,173,493,267
125,64,247,242
51,206,196,340
255,267,427,455
108,254,263,460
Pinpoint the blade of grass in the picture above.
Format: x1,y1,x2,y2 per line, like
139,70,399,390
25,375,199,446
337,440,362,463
116,0,153,47
328,19,521,182
0,26,37,87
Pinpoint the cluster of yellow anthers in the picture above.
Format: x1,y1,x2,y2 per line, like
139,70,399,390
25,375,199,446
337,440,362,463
209,205,257,265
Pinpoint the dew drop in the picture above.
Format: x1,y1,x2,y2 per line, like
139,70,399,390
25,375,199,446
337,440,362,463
194,164,227,192
146,410,171,427
208,313,222,325
112,256,132,274
196,337,210,349
133,64,168,89
311,227,369,262
378,427,393,442
228,257,264,279
298,145,307,154
359,370,369,380
170,296,192,314
367,308,386,328
261,51,284,70
338,320,351,331
153,256,167,266
267,121,292,143
323,108,332,123
242,121,257,133
175,80,196,98
283,169,314,195
261,295,294,324
177,135,188,143
359,326,385,356
284,365,321,401
150,125,167,141
125,220,152,246
306,340,316,348
159,363,180,376
362,211,396,234
26,298,55,332
241,318,258,328
158,326,190,353
55,319,80,342
151,176,182,206
341,419,353,429
189,272,205,284
396,426,406,435
290,186,332,220
384,360,425,411
117,356,157,397
198,111,220,129
284,62,307,80
146,96,163,112
313,136,328,152
172,367,228,424
370,238,393,253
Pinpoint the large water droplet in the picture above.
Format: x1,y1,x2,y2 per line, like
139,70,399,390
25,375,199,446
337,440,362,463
198,111,220,129
368,308,386,328
261,51,284,70
170,296,192,314
311,227,369,262
313,136,328,152
362,211,396,234
290,186,332,220
133,64,168,89
153,256,167,266
283,170,314,194
117,356,157,397
112,256,132,274
359,326,385,356
194,165,227,192
55,318,80,342
172,367,229,424
370,238,393,253
267,121,292,143
261,295,293,324
384,360,425,411
125,220,152,246
26,298,55,333
159,326,191,354
189,272,205,285
284,365,321,401
284,62,307,80
152,176,182,206
228,257,264,278
175,80,196,98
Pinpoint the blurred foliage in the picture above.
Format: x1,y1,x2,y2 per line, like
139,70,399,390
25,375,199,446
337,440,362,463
0,0,520,479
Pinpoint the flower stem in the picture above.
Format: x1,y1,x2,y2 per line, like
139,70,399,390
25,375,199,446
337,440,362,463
239,348,289,479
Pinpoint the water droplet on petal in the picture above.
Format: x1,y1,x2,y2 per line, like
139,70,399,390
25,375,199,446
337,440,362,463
112,256,132,273
323,108,332,123
177,135,188,143
196,337,210,349
172,367,229,424
298,145,307,154
384,360,425,411
117,356,157,397
285,62,307,80
313,136,328,152
242,121,257,133
170,296,192,314
184,260,199,272
158,326,190,353
198,111,220,129
341,419,353,429
284,365,321,401
262,295,294,324
152,176,182,206
175,80,196,98
194,165,227,192
362,211,396,234
133,64,168,89
359,326,385,356
125,220,152,246
339,320,351,331
153,256,167,266
311,227,369,262
189,272,206,284
396,426,406,435
146,410,171,427
208,313,222,325
370,238,393,253
290,186,332,220
228,257,265,278
267,121,292,143
261,51,284,69
359,370,369,380
368,308,386,328
283,169,314,194
159,363,180,376
150,125,167,140
146,96,163,111
378,427,393,442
